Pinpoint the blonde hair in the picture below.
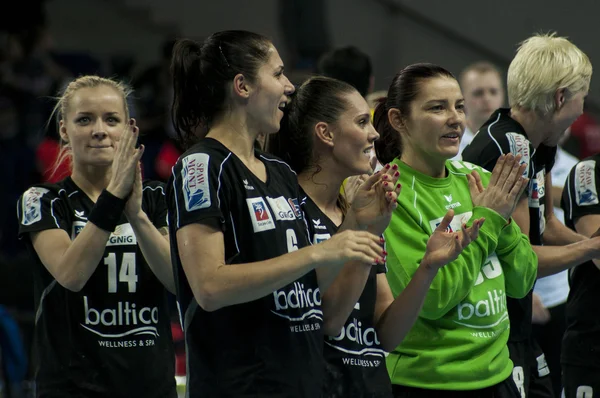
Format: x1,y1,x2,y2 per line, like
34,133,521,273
49,75,132,178
507,32,592,116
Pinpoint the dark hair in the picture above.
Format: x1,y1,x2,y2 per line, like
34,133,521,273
267,76,356,214
317,46,372,97
268,76,356,173
170,30,272,149
373,63,455,164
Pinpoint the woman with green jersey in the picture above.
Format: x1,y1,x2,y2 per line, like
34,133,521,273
269,75,484,398
373,63,539,397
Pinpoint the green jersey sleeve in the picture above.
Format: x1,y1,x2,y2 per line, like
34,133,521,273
495,219,538,298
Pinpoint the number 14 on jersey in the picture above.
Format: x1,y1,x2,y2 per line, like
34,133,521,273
104,253,138,293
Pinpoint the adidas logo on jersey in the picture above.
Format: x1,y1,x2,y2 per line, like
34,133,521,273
445,202,462,210
312,219,327,230
442,193,461,210
74,209,87,220
243,179,255,190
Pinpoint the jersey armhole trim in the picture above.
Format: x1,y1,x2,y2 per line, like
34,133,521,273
35,279,57,325
566,173,574,220
216,153,232,210
49,197,62,229
229,211,241,255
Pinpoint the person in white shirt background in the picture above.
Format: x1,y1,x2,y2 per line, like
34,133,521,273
452,61,505,160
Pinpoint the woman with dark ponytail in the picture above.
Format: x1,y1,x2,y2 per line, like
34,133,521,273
269,75,483,398
374,63,538,397
166,31,400,397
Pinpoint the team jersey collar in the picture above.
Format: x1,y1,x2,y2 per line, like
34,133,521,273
488,108,529,138
391,157,453,188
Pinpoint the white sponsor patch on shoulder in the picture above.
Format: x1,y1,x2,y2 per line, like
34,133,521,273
574,160,599,206
21,187,50,226
181,153,211,211
506,133,531,177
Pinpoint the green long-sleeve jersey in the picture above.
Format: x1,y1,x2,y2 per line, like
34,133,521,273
384,158,538,390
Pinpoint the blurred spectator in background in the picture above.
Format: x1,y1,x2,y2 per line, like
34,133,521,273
566,111,600,159
317,45,373,97
0,305,28,398
453,61,505,160
0,25,71,257
133,38,180,181
279,0,331,84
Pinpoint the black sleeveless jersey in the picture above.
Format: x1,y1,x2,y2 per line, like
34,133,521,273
17,177,175,398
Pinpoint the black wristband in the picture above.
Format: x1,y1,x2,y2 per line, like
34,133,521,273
88,189,127,232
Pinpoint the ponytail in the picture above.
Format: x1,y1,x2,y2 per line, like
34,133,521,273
170,31,273,150
267,99,313,174
373,98,402,165
171,39,208,149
